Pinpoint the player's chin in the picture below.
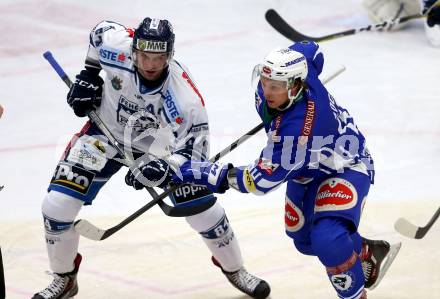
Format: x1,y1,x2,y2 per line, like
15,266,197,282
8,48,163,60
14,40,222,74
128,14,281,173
266,101,278,109
139,69,161,81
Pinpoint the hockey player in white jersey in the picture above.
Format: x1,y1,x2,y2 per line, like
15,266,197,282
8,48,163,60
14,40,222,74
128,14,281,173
32,18,270,299
363,0,440,45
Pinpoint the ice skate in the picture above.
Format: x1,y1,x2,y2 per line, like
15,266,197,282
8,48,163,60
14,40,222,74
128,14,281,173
360,238,401,290
32,253,82,299
212,256,271,299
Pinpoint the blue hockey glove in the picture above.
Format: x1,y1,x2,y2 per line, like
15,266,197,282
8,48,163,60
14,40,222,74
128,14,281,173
173,161,232,194
67,70,104,117
125,158,174,190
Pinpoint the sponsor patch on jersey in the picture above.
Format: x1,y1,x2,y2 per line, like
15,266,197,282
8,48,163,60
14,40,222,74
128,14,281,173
285,197,305,232
299,100,315,145
243,168,256,192
188,123,209,134
111,75,123,90
171,184,214,205
99,46,130,66
50,162,95,195
163,90,183,124
257,158,279,175
270,115,283,142
67,139,108,171
314,178,358,212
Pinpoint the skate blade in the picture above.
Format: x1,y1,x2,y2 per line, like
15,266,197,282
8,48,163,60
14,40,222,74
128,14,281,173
369,242,402,290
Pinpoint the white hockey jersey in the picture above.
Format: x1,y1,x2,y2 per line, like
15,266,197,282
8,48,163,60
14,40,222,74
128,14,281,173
84,21,209,165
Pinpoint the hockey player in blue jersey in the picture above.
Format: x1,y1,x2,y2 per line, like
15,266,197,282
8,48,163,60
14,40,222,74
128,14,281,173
172,41,401,298
32,18,270,299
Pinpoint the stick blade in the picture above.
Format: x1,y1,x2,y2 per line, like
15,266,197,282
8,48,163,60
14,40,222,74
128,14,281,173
74,219,106,241
394,217,419,239
265,9,315,42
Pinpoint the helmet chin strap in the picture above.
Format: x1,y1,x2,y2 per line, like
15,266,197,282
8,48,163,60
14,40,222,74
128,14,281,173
276,85,304,111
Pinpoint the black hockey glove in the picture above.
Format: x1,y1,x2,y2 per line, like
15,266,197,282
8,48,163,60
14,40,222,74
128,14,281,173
125,158,174,190
67,70,104,117
427,6,440,27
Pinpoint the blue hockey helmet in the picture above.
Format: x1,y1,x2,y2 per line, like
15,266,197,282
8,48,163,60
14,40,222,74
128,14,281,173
133,17,175,58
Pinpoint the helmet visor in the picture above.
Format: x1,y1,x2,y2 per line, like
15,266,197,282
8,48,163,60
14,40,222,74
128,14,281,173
251,64,287,96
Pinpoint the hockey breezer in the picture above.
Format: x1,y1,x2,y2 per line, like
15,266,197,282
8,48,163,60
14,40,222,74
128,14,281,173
265,0,440,42
394,206,440,239
45,51,345,241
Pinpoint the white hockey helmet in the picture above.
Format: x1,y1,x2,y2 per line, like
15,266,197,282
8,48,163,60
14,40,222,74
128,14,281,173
252,47,308,109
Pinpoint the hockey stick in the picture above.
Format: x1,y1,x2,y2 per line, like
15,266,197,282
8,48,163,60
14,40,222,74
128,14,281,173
394,206,440,239
43,51,216,218
46,51,344,241
265,0,440,42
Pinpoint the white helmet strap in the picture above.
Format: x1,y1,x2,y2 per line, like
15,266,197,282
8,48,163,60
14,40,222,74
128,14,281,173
276,82,304,111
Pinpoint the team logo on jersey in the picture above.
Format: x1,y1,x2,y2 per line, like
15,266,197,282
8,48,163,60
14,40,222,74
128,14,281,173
257,158,279,175
111,75,123,90
315,178,358,212
284,197,305,232
330,272,355,292
117,95,159,134
50,162,95,195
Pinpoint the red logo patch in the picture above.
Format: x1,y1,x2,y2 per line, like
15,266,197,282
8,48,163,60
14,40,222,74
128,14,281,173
117,53,126,62
262,66,272,75
257,158,279,175
126,28,134,38
315,178,358,212
285,198,304,232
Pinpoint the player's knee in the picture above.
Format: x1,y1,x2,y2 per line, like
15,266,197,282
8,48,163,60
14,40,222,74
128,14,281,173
42,191,83,233
310,217,354,266
185,201,225,232
293,240,314,256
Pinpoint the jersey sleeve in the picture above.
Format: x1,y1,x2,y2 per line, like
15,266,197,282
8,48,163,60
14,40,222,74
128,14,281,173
85,21,131,71
229,117,308,195
165,62,210,169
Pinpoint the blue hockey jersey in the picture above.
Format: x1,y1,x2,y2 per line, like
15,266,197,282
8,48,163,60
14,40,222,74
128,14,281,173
233,42,374,195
